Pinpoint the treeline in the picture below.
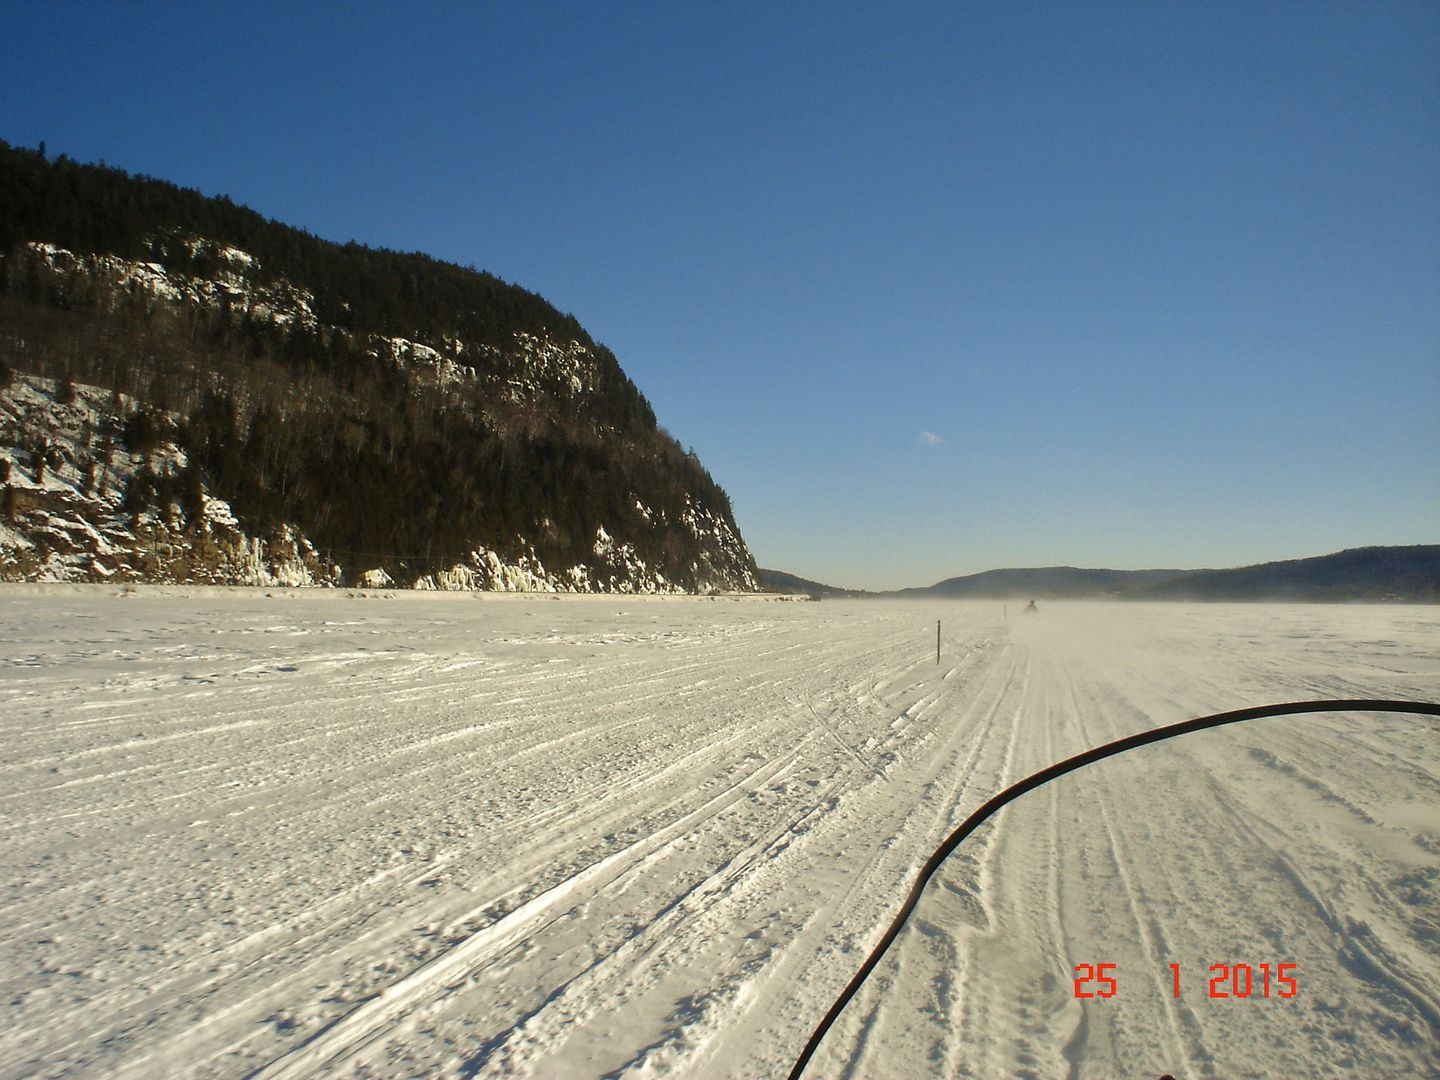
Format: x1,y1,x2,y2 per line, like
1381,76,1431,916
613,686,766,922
0,139,585,348
0,140,753,588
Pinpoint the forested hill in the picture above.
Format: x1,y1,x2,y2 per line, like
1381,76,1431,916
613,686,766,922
0,140,759,591
893,546,1440,602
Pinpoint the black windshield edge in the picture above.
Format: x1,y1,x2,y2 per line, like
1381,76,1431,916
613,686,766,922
790,698,1440,1079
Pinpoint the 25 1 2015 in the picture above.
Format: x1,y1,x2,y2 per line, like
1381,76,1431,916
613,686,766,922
1073,962,1298,999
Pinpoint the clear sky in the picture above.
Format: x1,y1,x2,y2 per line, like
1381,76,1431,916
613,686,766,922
4,1,1437,589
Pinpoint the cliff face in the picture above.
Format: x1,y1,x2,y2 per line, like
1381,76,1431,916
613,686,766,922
1,374,338,587
0,144,759,592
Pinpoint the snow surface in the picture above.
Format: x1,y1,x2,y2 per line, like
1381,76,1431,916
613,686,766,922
1,590,1436,1078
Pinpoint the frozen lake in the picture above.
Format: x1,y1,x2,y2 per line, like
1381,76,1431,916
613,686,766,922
2,587,1437,1078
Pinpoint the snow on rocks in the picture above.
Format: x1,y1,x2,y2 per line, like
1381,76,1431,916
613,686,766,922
15,241,319,329
371,334,477,390
411,536,684,595
496,332,601,404
0,374,337,587
0,374,746,594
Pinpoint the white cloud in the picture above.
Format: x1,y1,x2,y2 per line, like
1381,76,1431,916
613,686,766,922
918,431,946,446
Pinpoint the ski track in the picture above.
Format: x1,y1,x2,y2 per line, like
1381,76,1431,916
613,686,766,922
1,591,1437,1078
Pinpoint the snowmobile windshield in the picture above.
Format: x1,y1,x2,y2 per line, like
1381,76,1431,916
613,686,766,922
793,702,1440,1079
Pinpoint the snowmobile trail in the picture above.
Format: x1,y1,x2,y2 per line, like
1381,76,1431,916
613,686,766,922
252,741,822,1079
1,592,1437,1078
794,605,1440,1079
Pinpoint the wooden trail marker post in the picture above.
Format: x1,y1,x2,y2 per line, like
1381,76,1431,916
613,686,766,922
936,619,941,665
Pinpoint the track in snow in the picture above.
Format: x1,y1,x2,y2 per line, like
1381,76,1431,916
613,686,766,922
1,588,1436,1078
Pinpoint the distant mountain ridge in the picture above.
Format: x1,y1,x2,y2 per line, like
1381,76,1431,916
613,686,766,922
1134,545,1440,602
909,565,1183,599
0,140,759,591
758,568,872,598
768,547,1439,602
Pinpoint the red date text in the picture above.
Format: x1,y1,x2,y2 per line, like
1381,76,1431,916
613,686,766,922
1073,963,1298,999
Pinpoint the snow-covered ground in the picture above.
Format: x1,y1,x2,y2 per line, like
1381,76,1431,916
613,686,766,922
2,588,1436,1078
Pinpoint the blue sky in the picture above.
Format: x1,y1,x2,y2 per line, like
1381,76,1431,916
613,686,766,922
4,2,1437,589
